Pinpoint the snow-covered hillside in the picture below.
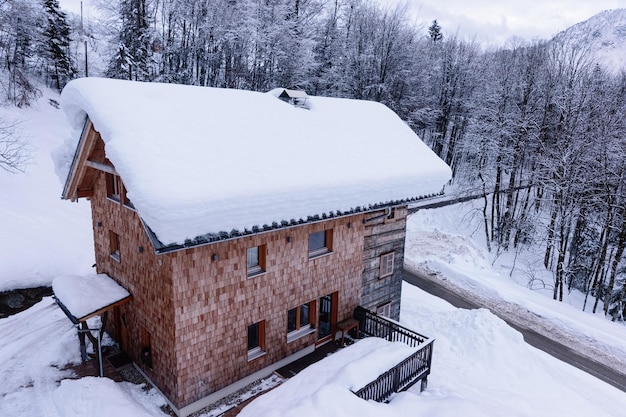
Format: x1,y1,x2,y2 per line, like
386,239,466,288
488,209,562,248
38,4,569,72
0,92,94,292
552,8,626,74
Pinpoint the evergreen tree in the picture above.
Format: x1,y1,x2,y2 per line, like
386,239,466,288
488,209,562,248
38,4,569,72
428,19,443,42
107,0,152,80
41,0,76,90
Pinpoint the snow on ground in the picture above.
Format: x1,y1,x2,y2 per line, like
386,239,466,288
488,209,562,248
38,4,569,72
2,288,625,417
0,298,168,417
1,89,625,417
406,202,626,374
237,283,626,417
0,92,94,292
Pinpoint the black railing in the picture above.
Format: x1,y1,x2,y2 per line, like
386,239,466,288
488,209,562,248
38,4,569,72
352,306,434,402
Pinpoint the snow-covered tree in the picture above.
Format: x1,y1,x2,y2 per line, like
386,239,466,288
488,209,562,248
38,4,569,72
0,0,42,105
428,19,442,42
41,0,76,90
107,0,153,80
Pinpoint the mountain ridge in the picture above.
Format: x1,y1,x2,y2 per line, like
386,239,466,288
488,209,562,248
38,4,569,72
552,8,626,73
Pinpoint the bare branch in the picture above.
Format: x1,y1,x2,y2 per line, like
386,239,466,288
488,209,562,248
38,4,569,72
0,117,29,173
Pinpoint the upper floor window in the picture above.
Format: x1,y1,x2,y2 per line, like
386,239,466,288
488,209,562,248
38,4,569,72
309,230,332,258
106,172,134,209
379,252,395,278
247,245,266,277
106,172,121,202
109,230,121,262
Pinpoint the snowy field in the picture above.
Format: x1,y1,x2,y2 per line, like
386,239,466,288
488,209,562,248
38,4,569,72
1,92,625,416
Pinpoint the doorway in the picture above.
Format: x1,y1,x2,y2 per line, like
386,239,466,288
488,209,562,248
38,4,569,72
317,292,337,344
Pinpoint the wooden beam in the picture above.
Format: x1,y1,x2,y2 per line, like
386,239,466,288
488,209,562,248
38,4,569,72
77,188,93,198
85,160,118,175
77,295,133,323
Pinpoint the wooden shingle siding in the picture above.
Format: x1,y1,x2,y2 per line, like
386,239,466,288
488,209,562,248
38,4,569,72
360,207,408,320
169,218,365,407
91,153,367,410
67,111,430,415
90,170,178,400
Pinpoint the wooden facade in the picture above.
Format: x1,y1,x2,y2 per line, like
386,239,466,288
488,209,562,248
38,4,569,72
67,124,408,416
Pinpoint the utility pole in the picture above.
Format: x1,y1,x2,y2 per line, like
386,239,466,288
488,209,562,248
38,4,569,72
81,1,88,77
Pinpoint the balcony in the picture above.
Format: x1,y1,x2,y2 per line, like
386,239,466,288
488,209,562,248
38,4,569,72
351,306,434,402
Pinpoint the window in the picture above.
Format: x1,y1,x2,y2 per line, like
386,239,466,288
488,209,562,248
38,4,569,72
106,173,134,209
379,252,395,278
287,301,315,342
106,173,121,202
247,245,266,277
377,302,392,318
109,231,121,261
122,187,134,209
247,320,265,361
308,230,332,258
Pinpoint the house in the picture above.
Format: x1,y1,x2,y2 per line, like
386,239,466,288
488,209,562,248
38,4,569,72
58,77,451,416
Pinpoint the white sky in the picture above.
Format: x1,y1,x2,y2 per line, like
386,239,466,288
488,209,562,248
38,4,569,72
382,0,625,46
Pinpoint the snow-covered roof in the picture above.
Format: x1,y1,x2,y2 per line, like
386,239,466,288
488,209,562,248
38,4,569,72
277,88,309,99
61,78,451,247
52,274,131,323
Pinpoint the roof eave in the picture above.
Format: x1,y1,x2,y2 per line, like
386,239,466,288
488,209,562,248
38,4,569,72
61,117,93,201
148,191,445,255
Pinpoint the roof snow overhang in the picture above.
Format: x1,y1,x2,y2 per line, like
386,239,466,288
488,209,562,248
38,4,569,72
62,118,114,202
146,193,444,254
59,79,453,250
52,274,132,324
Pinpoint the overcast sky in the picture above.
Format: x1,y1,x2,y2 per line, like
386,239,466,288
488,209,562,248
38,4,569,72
385,0,624,46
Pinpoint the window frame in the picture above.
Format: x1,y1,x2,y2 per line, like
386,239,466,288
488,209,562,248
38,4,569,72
247,320,266,361
308,229,333,258
379,252,395,278
106,173,135,210
122,185,135,210
287,301,316,343
109,230,121,262
106,172,121,202
376,302,392,318
246,245,266,277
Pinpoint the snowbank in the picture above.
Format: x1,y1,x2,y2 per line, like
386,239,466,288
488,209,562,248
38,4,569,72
238,283,626,417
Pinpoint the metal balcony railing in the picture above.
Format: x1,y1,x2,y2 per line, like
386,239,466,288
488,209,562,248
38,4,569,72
352,306,434,402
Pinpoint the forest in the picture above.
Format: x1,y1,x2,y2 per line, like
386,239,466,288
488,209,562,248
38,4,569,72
1,0,626,320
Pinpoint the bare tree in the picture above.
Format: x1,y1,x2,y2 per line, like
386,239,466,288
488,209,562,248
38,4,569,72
0,117,28,173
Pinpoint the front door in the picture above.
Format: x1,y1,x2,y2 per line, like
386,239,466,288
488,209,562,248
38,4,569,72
114,306,129,353
317,292,337,344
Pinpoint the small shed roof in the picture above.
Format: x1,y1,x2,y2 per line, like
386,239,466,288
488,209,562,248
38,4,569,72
60,78,452,247
52,274,131,324
277,88,309,99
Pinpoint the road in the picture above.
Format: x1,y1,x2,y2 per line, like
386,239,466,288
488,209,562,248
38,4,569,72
403,268,626,393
